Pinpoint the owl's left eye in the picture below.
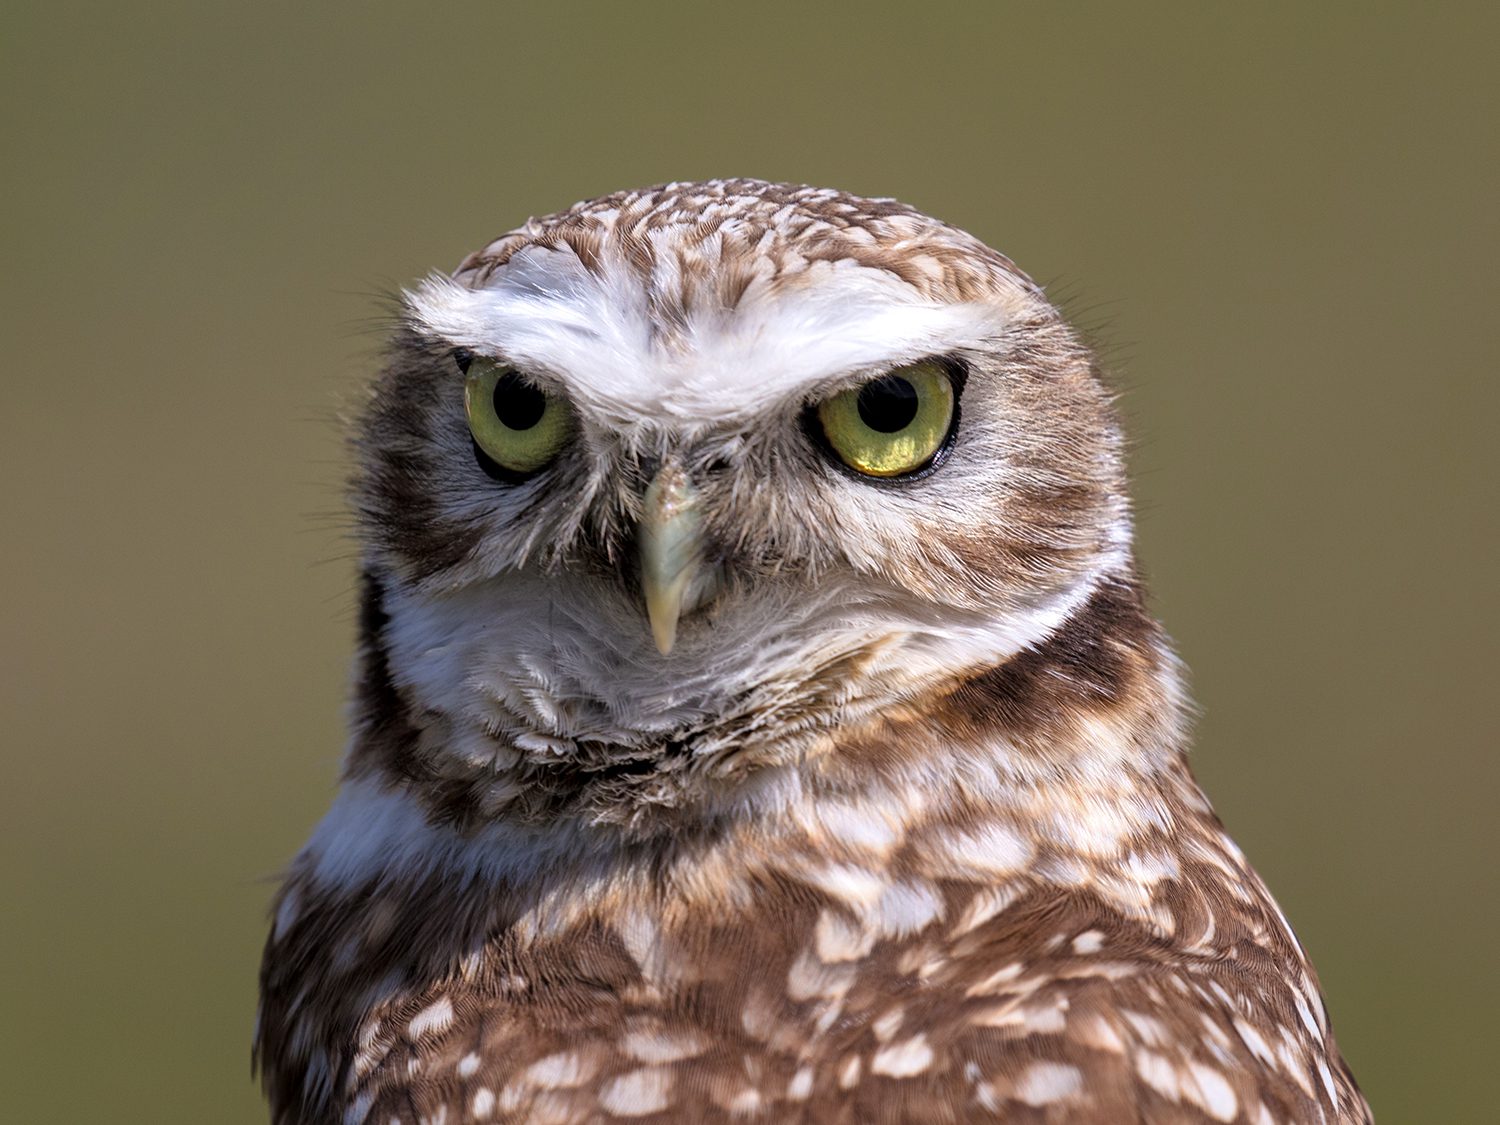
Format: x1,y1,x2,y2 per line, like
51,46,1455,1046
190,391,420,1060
814,360,959,478
462,357,573,477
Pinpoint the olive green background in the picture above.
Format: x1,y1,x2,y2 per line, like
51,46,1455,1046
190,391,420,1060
3,3,1494,1121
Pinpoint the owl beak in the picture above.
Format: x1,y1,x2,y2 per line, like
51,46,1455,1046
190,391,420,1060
639,461,703,655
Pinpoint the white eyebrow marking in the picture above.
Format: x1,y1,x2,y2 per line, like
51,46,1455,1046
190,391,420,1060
406,251,1010,426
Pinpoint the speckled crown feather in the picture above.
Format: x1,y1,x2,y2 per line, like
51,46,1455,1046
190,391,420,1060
454,179,1042,308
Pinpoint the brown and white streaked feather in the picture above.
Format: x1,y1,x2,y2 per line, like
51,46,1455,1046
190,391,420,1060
257,180,1368,1123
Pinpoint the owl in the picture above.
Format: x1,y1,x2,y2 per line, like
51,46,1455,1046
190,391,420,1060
256,180,1369,1124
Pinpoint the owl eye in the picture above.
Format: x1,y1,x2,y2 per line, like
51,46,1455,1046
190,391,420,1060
815,360,958,478
462,357,572,477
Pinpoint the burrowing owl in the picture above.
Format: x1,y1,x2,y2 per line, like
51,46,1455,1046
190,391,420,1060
256,180,1369,1123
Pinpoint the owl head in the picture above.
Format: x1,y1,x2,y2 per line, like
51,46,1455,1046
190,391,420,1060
351,180,1128,830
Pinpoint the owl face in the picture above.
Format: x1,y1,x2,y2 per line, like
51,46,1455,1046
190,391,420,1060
356,182,1128,785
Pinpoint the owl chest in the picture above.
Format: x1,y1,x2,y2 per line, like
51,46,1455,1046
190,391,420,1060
328,881,1171,1122
340,905,997,1121
265,860,1363,1124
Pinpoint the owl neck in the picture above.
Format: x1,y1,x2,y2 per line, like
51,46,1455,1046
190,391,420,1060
275,565,1237,1017
335,562,1192,862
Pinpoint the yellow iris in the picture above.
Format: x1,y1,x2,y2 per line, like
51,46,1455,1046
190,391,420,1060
463,359,572,475
816,361,956,477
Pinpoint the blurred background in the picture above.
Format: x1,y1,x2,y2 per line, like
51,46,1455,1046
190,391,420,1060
3,2,1494,1121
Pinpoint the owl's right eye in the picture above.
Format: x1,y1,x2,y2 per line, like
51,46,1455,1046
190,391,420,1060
461,357,573,477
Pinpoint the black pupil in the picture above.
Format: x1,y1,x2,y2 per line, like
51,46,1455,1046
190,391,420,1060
856,375,920,433
493,374,547,430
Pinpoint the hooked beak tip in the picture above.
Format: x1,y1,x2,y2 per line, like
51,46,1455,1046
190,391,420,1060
649,609,678,655
640,462,700,657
